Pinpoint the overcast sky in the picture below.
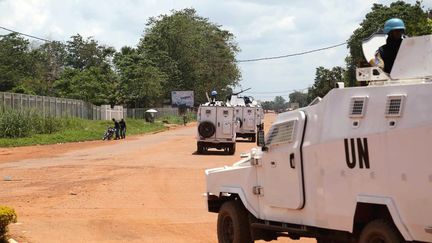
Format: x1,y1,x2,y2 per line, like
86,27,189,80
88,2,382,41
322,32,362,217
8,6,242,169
1,0,431,101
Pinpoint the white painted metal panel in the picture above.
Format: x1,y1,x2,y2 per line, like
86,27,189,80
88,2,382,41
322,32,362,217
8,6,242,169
258,110,306,211
391,35,432,79
242,108,256,131
216,107,235,139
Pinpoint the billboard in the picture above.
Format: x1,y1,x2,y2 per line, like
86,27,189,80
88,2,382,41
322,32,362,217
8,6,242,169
171,91,194,107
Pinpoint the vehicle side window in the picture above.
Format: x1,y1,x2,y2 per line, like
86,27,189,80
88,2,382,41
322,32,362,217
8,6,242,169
266,120,296,146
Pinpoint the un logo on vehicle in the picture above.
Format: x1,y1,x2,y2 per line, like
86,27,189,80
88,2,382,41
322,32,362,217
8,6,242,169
344,138,370,169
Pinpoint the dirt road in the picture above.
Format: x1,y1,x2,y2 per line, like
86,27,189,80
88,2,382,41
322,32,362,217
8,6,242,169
0,113,315,243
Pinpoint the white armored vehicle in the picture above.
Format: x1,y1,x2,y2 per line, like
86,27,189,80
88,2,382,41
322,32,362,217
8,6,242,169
205,35,432,242
228,91,264,143
197,99,236,155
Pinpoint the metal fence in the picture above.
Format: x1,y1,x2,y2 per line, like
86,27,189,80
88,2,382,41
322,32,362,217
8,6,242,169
0,92,101,119
126,107,179,119
0,92,181,120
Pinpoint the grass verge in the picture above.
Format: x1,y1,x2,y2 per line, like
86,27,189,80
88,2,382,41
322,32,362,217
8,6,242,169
0,118,166,147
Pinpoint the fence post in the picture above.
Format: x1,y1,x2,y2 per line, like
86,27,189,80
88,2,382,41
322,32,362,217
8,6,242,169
42,96,45,117
0,92,3,112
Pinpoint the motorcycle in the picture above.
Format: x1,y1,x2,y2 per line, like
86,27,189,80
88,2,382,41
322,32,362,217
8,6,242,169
102,127,116,141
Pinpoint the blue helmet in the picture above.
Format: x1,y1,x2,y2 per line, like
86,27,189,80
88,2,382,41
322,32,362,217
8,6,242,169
384,18,405,34
211,90,217,96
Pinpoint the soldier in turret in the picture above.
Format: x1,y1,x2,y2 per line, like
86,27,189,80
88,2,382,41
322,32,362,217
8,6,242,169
374,18,406,73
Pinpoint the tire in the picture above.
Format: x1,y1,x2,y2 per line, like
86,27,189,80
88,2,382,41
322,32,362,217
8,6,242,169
316,239,329,243
316,238,344,243
228,143,236,155
217,200,252,243
250,135,256,143
198,121,216,138
359,219,405,243
197,142,204,154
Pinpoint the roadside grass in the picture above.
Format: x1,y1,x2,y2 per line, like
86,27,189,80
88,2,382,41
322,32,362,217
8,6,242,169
0,118,166,147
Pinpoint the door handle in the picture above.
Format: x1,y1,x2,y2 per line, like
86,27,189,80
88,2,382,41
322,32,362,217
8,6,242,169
290,153,295,169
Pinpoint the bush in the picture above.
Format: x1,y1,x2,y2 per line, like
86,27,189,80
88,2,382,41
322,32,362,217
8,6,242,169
0,109,63,138
0,206,17,242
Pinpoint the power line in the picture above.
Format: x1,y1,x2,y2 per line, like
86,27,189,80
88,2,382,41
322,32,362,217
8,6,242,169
236,42,347,63
1,25,347,66
0,26,51,42
245,88,309,94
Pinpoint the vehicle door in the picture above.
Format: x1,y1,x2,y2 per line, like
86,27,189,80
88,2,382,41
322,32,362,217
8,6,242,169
257,110,306,210
242,108,256,132
216,107,234,139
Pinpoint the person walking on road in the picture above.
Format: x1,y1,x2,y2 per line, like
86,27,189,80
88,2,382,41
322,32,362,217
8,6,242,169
119,118,127,139
183,114,187,126
112,118,120,140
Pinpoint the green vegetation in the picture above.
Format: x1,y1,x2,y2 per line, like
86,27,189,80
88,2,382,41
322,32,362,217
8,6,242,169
0,116,167,147
136,8,240,105
0,206,17,243
0,8,240,107
0,109,62,138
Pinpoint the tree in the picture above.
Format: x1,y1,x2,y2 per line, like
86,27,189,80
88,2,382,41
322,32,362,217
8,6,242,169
54,66,115,105
0,34,35,92
273,96,287,113
14,41,68,96
308,66,345,102
289,91,309,108
54,35,118,105
261,101,274,113
138,8,241,104
65,34,115,71
37,41,67,96
346,1,432,86
113,46,167,107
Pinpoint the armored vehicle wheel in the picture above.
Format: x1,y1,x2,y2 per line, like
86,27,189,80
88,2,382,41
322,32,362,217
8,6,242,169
358,219,404,243
316,238,344,243
217,200,252,243
228,144,236,155
198,121,216,138
197,142,204,154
